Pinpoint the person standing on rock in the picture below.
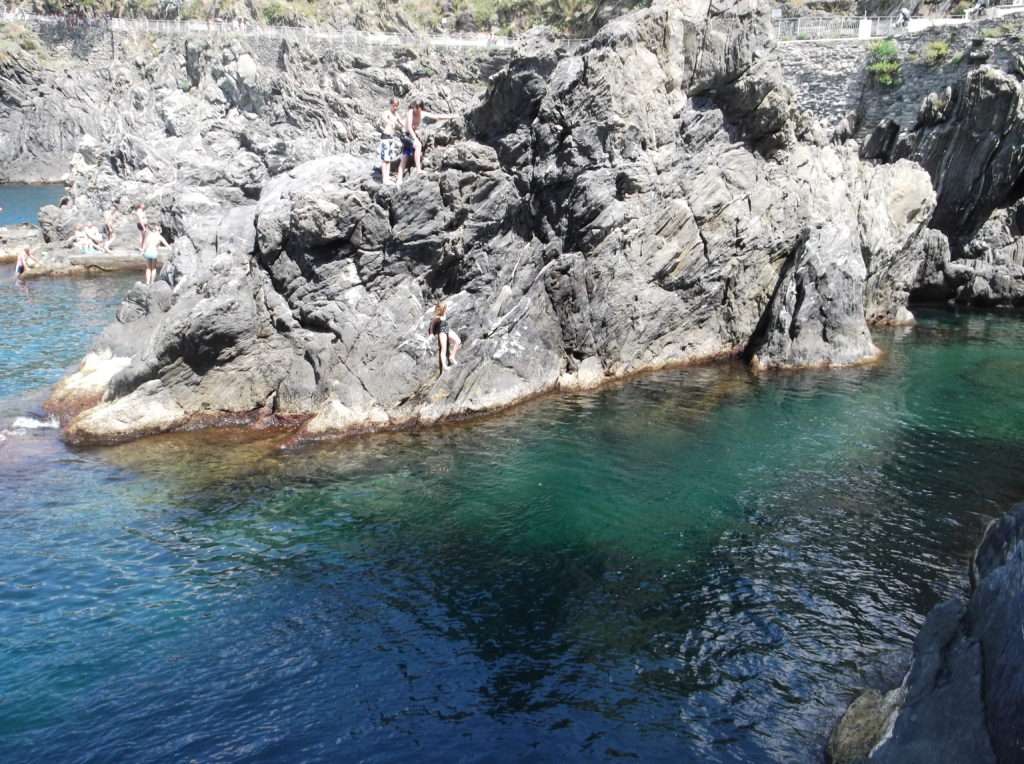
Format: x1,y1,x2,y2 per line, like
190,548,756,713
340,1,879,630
134,203,147,250
102,208,116,253
428,302,461,372
141,225,169,287
398,99,457,184
14,247,40,282
378,96,404,186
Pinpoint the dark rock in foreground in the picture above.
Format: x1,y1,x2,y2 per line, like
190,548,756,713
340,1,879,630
828,503,1024,764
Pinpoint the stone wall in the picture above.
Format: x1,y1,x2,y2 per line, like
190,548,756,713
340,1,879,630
15,16,511,69
778,17,1024,138
778,38,871,130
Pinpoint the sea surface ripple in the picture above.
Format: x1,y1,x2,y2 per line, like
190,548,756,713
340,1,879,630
1,272,1022,762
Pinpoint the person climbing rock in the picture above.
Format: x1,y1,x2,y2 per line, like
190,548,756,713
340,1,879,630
141,225,169,287
427,302,462,371
397,99,457,184
378,96,404,186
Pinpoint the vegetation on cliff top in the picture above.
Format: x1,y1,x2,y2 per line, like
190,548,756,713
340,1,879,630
22,0,650,34
867,38,901,86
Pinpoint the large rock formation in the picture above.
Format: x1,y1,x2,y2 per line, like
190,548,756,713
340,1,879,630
44,0,943,444
862,61,1024,309
828,502,1024,764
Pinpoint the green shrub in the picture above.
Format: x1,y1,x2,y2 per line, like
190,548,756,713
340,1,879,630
922,40,950,65
868,38,901,86
179,0,207,20
981,24,1011,38
260,0,292,25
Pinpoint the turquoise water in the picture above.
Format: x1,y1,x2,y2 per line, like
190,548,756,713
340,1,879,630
0,276,137,405
0,185,64,226
2,273,1023,761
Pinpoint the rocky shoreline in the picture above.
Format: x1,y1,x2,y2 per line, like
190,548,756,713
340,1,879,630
6,0,948,446
0,3,1021,447
828,502,1024,764
3,0,1024,758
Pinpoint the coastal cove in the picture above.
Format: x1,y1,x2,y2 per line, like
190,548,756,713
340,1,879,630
4,0,1024,757
3,266,1023,759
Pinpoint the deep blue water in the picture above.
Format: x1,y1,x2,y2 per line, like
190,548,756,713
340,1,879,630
0,184,64,226
1,272,1023,762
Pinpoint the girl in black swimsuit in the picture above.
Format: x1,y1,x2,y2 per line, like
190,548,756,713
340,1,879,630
428,302,461,371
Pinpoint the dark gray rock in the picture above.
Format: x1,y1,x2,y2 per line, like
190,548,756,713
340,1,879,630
56,0,940,443
899,66,1024,237
861,119,900,162
830,503,1024,764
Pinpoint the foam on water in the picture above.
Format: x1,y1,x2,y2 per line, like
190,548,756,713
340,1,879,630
9,415,58,430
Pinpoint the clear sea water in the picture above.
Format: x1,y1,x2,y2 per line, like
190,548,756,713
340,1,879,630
0,185,64,226
2,270,1023,762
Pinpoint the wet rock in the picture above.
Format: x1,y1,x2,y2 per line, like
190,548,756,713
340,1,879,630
830,503,1024,764
827,687,904,764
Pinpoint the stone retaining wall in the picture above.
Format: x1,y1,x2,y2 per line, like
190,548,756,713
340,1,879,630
778,39,871,130
10,15,512,69
779,18,1024,139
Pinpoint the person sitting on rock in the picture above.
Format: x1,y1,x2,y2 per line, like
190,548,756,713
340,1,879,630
427,301,462,371
378,96,404,186
397,99,457,184
14,247,40,282
71,225,100,256
84,224,105,249
141,225,169,287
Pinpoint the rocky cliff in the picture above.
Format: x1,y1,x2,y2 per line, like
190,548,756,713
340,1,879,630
31,0,945,444
828,502,1024,764
843,20,1024,309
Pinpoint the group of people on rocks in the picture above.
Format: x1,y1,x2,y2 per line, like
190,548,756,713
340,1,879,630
377,96,456,186
10,201,168,285
13,98,464,373
376,97,464,370
65,202,167,286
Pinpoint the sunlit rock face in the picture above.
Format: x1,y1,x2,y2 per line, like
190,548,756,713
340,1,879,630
48,0,939,443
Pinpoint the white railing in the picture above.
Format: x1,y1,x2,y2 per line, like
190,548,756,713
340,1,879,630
0,10,588,52
773,5,1024,42
772,16,862,41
